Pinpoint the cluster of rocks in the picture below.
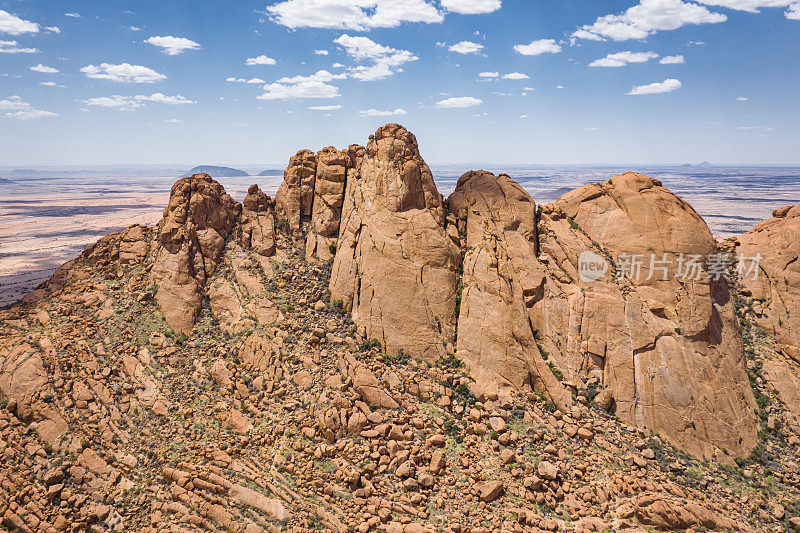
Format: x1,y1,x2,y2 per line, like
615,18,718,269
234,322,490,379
1,123,800,532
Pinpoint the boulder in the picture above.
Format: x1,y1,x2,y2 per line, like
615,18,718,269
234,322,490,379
240,184,276,257
151,174,241,334
275,149,316,231
448,171,571,409
530,172,758,459
330,124,460,361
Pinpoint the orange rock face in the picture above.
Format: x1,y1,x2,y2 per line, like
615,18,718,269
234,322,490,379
240,184,275,257
734,204,800,364
447,171,572,409
150,174,240,334
531,173,758,459
275,149,316,231
330,124,460,361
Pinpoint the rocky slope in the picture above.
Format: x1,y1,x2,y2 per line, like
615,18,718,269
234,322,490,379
0,124,799,533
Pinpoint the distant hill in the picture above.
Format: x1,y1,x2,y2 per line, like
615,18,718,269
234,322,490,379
680,161,714,168
0,178,12,184
257,169,284,176
181,165,249,178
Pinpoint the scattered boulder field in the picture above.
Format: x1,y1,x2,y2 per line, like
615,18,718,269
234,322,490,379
1,124,800,532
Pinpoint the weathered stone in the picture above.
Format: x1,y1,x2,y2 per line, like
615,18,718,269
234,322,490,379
330,124,459,361
448,171,572,409
276,149,316,231
151,174,241,333
531,172,758,459
241,184,276,257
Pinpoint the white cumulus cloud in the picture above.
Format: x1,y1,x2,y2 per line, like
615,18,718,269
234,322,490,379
787,3,800,17
258,80,340,100
478,71,498,78
441,0,501,14
0,95,57,119
309,104,342,110
84,95,143,109
358,108,407,116
246,54,277,65
448,40,484,54
314,49,329,55
64,12,81,18
81,63,166,83
514,38,562,56
334,34,418,81
0,10,39,35
573,0,727,42
40,81,65,87
436,96,483,108
694,0,794,12
145,36,201,55
247,77,266,84
660,54,686,64
30,64,59,73
84,93,195,109
135,93,195,104
0,40,38,54
266,0,443,31
589,51,659,67
502,72,529,79
627,78,682,95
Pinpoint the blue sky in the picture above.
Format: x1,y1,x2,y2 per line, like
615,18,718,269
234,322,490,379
0,0,798,166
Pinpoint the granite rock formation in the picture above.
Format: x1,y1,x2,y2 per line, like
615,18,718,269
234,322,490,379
275,149,316,232
329,124,461,361
734,204,800,363
2,124,799,533
530,173,758,459
150,174,240,334
448,171,572,410
240,184,276,257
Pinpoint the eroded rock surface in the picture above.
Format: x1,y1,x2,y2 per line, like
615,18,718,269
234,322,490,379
240,184,276,257
330,124,460,361
531,173,758,459
275,149,316,231
306,146,350,261
150,174,240,334
448,171,571,409
733,204,800,363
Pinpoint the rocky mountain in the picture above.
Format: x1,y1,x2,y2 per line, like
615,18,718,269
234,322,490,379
1,124,799,533
180,166,249,178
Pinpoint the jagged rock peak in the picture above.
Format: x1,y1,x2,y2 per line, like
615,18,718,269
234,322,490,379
361,123,444,220
150,173,241,334
275,149,317,231
330,123,459,361
241,184,276,257
448,171,573,409
243,183,272,213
